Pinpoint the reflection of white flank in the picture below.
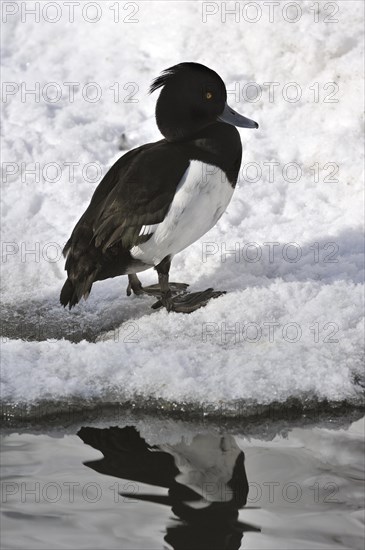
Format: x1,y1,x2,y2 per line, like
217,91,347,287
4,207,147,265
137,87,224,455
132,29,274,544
160,433,241,503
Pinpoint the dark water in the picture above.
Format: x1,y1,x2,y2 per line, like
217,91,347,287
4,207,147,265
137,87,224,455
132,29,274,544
1,412,364,550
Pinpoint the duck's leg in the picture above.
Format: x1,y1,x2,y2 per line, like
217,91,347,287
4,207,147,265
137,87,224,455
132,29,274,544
152,257,225,313
126,273,188,297
126,274,144,296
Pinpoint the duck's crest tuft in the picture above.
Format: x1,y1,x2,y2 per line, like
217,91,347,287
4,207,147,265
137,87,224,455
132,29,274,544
149,62,206,94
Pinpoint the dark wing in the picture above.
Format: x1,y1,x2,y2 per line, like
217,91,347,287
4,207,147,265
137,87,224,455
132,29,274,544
64,140,189,255
92,141,189,251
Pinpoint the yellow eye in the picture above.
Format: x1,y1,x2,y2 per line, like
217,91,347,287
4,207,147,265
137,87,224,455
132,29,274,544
205,92,213,100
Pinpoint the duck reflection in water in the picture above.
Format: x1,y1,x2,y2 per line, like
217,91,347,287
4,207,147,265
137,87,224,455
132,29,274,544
78,426,260,550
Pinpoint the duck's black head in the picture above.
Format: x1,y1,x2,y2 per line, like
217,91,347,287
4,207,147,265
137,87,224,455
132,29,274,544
150,62,258,142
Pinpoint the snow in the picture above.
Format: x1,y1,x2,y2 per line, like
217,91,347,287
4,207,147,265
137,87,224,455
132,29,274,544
1,1,364,415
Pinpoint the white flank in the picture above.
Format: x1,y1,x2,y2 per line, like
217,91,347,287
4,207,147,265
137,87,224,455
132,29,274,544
130,161,234,267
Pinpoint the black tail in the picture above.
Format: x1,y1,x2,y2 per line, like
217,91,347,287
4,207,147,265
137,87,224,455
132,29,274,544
60,260,97,309
60,234,99,309
60,237,132,309
60,278,71,308
60,278,90,310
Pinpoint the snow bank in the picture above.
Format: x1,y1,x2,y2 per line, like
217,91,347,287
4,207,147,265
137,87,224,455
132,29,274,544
1,1,364,415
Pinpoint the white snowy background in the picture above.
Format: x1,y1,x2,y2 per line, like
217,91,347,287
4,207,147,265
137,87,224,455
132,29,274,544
1,0,364,413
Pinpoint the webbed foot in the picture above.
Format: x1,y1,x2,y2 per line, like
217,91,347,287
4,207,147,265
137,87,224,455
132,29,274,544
152,288,226,313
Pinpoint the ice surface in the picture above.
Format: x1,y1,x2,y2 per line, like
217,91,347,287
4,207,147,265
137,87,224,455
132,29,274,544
1,1,364,415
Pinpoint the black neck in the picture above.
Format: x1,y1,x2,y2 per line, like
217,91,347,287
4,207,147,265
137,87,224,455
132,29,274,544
183,122,243,186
